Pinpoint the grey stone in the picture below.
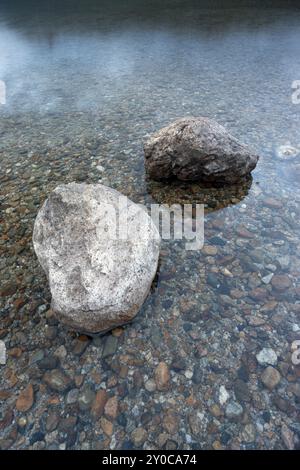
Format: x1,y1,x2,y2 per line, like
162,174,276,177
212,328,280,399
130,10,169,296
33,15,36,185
225,401,243,421
256,348,277,366
66,388,79,405
234,379,251,403
144,117,259,184
281,423,294,450
78,387,96,411
102,335,118,358
0,340,6,365
38,356,59,370
43,369,73,392
241,424,256,443
192,365,203,385
290,423,300,437
277,255,291,270
145,379,156,392
219,385,230,405
261,273,273,285
151,326,163,348
33,183,160,334
29,350,45,365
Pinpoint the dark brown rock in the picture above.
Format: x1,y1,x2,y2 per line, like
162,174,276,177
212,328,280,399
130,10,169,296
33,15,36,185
0,409,14,431
249,287,268,301
46,413,59,432
271,274,292,292
144,117,259,184
155,362,170,391
15,384,34,412
91,389,108,419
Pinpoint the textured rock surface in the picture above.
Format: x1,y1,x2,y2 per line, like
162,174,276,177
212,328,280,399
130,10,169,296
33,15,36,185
144,117,259,183
261,366,281,390
256,348,277,366
33,183,160,334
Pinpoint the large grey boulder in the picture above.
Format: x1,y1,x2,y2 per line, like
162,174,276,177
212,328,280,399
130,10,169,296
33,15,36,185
33,183,160,334
144,117,259,184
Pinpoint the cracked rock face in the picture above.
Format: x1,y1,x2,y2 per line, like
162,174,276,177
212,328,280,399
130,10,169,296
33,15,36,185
144,117,259,184
33,183,160,334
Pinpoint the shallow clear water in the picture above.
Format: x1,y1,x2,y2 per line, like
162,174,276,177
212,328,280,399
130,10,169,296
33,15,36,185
1,0,300,450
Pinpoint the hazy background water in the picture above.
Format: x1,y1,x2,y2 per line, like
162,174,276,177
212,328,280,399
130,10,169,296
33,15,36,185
1,0,300,121
1,0,300,178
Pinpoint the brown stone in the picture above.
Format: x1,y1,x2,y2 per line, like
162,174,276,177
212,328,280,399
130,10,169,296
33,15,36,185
100,417,113,436
104,396,118,420
58,416,77,433
133,370,144,388
281,424,294,450
107,376,118,388
162,411,179,434
236,225,255,238
112,327,124,337
8,347,22,358
271,275,292,292
16,384,34,412
0,282,17,297
210,404,223,417
0,329,8,340
186,394,197,407
230,289,245,299
131,427,147,446
202,245,218,256
261,300,278,312
249,287,268,301
43,369,73,392
91,371,102,384
47,396,60,405
91,389,108,419
0,409,14,431
248,316,266,326
188,413,203,435
72,335,90,355
119,365,128,379
264,197,283,209
46,413,59,432
0,390,11,400
155,362,170,391
14,298,26,311
157,432,169,448
74,374,84,388
212,440,223,450
261,366,281,390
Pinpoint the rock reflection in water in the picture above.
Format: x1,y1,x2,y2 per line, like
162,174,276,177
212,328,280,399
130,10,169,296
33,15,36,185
146,177,253,213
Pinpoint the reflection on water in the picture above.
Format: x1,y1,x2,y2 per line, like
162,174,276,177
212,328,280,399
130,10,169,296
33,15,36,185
1,0,300,451
146,177,253,213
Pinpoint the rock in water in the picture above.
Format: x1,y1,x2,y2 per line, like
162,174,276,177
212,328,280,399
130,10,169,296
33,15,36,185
144,117,259,184
33,183,160,334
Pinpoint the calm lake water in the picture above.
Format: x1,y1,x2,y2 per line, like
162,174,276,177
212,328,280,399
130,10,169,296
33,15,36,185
0,0,300,450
